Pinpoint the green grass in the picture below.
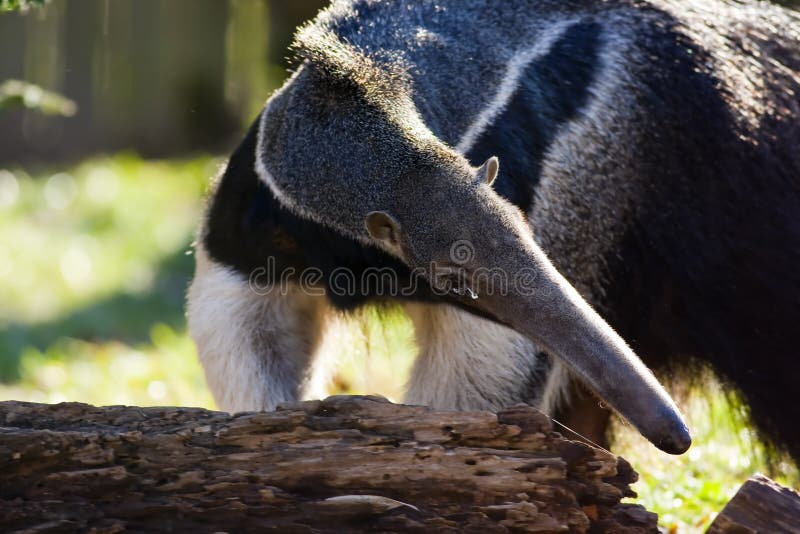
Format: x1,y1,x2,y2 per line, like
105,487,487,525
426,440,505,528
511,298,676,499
0,153,219,405
613,377,798,532
0,154,797,533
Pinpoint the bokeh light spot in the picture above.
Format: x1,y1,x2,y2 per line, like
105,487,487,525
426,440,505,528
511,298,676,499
44,173,78,210
59,245,93,290
86,167,120,204
0,170,20,208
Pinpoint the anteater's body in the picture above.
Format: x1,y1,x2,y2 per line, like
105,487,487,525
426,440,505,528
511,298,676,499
189,0,800,458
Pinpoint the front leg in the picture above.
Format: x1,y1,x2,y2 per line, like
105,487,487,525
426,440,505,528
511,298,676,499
187,244,330,412
402,301,566,414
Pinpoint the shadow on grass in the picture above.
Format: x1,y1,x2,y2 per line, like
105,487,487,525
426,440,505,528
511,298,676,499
0,247,196,381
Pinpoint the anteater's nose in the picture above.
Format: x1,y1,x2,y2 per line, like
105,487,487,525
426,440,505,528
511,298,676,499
655,418,692,455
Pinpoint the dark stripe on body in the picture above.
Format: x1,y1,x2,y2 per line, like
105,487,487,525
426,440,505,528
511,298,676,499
467,22,602,213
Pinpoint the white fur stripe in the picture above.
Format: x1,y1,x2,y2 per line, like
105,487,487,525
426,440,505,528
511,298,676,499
255,70,311,220
455,20,577,155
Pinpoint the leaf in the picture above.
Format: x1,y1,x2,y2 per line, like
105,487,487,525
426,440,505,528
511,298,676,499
0,80,77,116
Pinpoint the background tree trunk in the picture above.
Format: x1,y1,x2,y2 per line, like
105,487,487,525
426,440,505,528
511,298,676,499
0,395,657,533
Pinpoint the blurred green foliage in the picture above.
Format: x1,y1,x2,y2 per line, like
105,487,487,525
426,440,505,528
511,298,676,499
0,155,219,406
0,80,76,116
0,1,327,163
615,376,799,532
0,1,77,119
0,0,46,13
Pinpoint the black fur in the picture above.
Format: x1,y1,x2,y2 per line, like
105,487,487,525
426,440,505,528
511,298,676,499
467,21,602,212
595,17,800,460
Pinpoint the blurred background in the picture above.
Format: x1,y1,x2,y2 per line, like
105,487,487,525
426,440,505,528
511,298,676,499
1,1,798,531
1,0,326,409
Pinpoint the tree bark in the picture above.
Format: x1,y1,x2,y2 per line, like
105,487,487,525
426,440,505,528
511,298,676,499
0,395,657,533
708,474,800,534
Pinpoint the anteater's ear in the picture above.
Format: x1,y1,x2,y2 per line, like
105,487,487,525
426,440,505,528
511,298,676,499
365,211,402,247
477,156,499,186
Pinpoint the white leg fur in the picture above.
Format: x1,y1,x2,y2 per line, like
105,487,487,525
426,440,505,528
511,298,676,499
187,244,330,413
403,302,565,413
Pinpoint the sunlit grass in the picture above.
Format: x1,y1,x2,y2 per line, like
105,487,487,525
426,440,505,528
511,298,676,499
1,154,797,533
324,306,417,403
614,375,799,532
0,154,220,381
4,323,214,408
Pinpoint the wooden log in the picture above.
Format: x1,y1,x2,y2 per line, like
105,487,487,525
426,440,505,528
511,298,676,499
708,474,800,534
0,395,657,533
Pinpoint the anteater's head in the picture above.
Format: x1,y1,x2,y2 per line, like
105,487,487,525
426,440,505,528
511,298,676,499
256,26,691,455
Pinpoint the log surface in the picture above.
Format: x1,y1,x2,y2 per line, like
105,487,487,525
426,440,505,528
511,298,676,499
0,395,657,533
708,474,800,534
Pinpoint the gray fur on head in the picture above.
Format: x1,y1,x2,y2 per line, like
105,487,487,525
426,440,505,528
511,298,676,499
256,27,470,244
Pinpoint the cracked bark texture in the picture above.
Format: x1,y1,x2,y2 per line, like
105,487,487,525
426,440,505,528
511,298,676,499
0,395,657,533
708,474,800,533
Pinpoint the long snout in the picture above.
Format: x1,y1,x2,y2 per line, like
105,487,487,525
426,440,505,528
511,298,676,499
467,234,691,454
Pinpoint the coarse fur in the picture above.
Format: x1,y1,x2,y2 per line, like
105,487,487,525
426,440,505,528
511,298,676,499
189,0,800,459
188,243,332,412
403,301,552,413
